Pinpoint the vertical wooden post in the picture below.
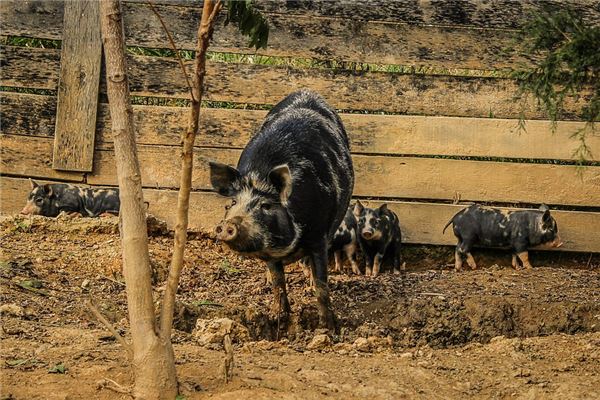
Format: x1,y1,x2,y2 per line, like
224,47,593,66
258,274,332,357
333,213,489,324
52,0,102,172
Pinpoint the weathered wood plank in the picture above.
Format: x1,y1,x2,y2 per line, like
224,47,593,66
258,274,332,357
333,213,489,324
52,0,102,172
89,145,600,207
6,93,596,161
4,134,599,206
118,2,534,71
4,1,599,71
2,46,590,119
0,46,60,90
5,0,598,34
2,175,599,252
0,134,84,182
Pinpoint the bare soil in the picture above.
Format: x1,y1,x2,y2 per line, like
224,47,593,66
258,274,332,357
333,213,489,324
1,215,599,400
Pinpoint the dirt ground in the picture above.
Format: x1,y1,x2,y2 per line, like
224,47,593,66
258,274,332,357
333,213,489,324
1,215,599,400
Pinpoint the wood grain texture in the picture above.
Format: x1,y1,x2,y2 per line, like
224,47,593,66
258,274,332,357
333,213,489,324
52,0,102,172
2,175,599,252
6,93,596,161
4,134,599,207
5,0,599,32
2,46,591,120
0,135,84,182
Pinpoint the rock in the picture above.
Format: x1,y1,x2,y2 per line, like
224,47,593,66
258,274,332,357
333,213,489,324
81,279,90,289
353,337,371,352
193,318,249,346
0,303,24,317
307,334,331,351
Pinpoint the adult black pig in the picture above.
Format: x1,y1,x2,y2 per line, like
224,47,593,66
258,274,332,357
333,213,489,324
209,90,354,329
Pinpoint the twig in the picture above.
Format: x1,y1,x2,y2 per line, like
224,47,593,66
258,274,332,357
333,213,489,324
418,292,446,297
98,275,126,287
97,378,134,397
222,333,234,383
146,0,195,101
85,298,133,361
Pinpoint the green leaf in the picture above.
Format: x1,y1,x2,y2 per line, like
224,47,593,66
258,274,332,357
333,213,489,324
7,359,29,367
176,395,187,400
48,363,66,374
224,0,269,50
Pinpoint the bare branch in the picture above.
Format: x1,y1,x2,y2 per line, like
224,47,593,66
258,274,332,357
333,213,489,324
85,298,133,361
96,378,134,397
146,0,195,101
159,0,223,340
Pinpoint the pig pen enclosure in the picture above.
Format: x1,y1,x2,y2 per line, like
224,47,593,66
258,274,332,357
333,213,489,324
2,1,600,399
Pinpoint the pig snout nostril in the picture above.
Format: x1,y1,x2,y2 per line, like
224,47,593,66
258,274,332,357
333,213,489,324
227,227,235,236
215,225,223,234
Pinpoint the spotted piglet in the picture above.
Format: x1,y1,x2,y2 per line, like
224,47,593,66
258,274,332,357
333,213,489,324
353,201,403,276
443,204,562,271
330,205,361,275
21,179,120,217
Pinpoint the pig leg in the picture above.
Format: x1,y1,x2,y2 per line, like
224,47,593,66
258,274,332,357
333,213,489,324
466,253,477,270
372,253,384,277
363,253,373,276
392,242,402,274
455,247,464,271
516,251,533,270
345,243,361,275
310,243,336,330
333,250,343,274
267,261,291,318
511,254,522,269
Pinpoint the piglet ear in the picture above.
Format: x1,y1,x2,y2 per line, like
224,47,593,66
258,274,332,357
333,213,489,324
542,209,552,224
42,184,53,197
29,178,39,189
268,164,292,204
539,203,550,212
209,162,241,197
353,200,364,218
379,203,388,212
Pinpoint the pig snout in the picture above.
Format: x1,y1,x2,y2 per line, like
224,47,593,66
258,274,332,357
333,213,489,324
551,236,563,248
215,219,240,242
361,230,373,239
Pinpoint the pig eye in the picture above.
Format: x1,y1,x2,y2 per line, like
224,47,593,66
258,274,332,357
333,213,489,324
260,202,272,211
35,198,43,205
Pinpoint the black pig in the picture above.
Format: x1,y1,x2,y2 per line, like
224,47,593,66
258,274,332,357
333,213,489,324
209,90,354,329
21,179,120,217
353,201,403,276
443,204,562,270
330,205,361,275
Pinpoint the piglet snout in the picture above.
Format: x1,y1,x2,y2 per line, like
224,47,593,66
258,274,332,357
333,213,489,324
361,230,373,240
215,220,239,242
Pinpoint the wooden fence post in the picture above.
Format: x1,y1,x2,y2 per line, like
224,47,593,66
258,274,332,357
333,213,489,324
52,0,102,172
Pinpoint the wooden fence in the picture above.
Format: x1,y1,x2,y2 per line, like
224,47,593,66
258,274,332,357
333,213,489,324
1,0,599,252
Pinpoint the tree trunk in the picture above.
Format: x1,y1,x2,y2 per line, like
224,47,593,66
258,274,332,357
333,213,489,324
159,0,223,338
99,1,177,398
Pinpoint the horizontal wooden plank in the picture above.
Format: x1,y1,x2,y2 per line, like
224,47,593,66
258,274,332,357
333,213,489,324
2,175,599,252
4,93,597,161
1,46,591,119
5,134,597,207
6,0,599,33
118,3,535,71
0,134,84,182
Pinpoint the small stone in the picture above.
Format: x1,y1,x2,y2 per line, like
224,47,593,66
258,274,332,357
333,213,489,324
81,279,90,289
353,337,371,352
0,303,24,317
307,334,331,351
193,318,248,346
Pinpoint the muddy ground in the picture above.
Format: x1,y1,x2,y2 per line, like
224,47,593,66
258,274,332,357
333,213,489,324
1,215,599,400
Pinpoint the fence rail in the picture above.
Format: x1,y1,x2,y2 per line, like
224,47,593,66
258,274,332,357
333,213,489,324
1,0,599,253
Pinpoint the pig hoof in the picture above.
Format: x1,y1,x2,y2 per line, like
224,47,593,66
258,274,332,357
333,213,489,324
319,311,336,331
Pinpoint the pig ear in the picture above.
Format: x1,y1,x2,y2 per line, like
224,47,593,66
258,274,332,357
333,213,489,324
542,209,552,224
42,184,53,197
539,203,550,212
268,164,292,204
379,203,388,212
209,162,241,197
353,200,364,218
29,178,39,189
